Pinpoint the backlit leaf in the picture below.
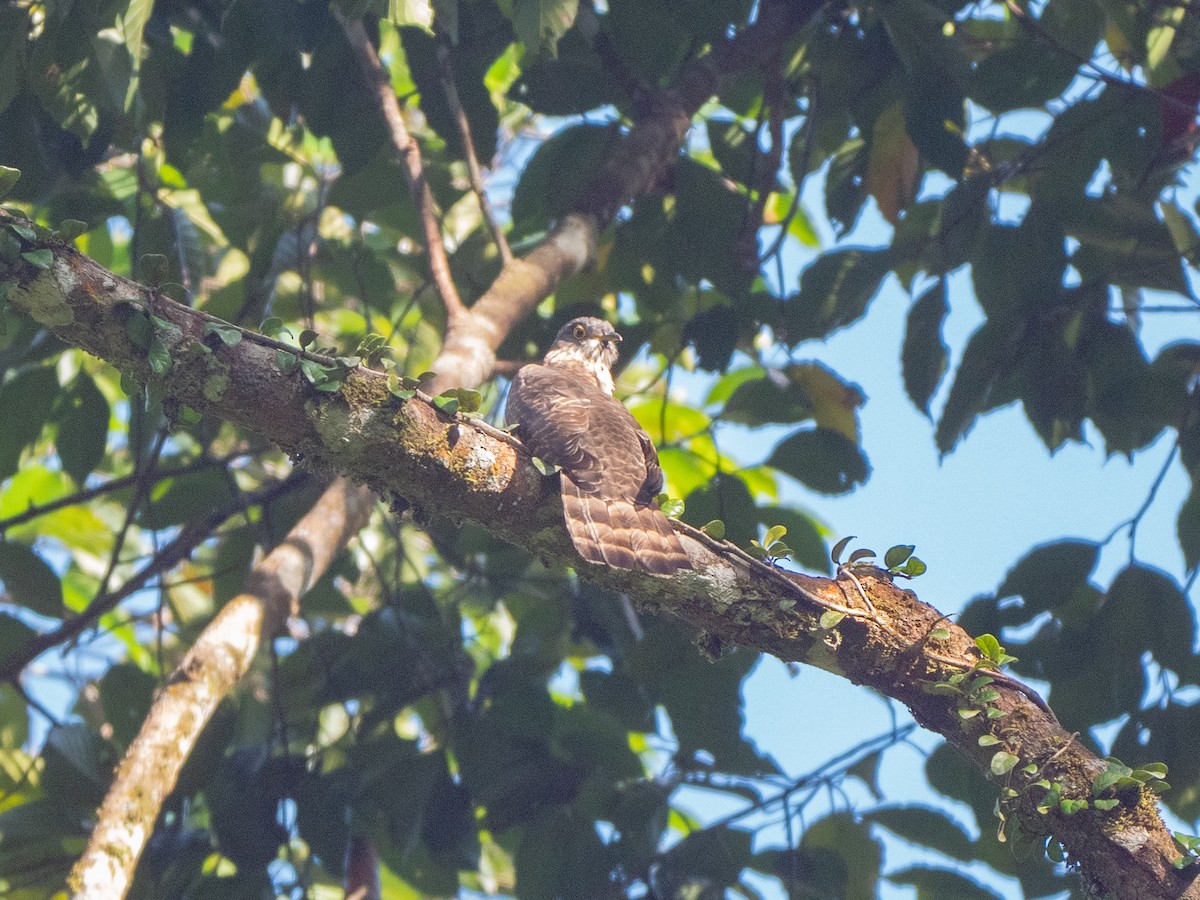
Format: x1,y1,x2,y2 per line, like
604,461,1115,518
0,542,64,617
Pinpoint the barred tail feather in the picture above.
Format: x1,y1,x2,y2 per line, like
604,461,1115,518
634,502,691,576
560,478,690,575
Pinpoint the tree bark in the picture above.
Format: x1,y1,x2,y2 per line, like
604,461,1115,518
66,477,375,899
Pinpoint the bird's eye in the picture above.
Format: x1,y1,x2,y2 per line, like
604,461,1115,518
572,324,587,339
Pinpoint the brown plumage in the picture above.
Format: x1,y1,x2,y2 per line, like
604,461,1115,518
506,317,691,576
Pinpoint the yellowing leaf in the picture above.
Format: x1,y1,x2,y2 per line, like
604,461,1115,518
764,193,819,247
866,100,919,226
122,0,154,71
389,0,434,30
787,362,864,442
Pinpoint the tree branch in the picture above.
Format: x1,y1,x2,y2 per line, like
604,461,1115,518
427,0,815,392
5,228,1196,899
334,9,468,327
438,40,512,267
67,476,376,900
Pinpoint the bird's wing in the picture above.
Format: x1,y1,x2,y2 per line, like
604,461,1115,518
507,365,602,491
508,364,690,575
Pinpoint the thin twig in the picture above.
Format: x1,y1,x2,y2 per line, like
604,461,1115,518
334,10,468,325
835,564,881,619
0,456,224,534
438,41,512,266
0,474,307,683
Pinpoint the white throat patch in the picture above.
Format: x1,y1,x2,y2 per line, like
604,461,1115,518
544,343,616,396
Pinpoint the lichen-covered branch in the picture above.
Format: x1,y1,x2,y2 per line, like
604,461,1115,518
67,477,375,900
4,225,1194,899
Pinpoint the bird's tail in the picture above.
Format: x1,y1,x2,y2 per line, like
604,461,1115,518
560,476,691,576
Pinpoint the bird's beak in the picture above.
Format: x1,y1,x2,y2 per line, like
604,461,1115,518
602,332,622,344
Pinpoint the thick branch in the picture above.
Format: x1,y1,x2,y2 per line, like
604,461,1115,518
5,232,1196,899
67,477,375,900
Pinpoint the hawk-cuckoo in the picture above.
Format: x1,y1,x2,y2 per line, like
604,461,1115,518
506,317,691,576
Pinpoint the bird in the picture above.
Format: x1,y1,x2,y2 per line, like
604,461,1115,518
505,316,691,576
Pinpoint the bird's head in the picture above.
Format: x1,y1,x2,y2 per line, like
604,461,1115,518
543,317,623,393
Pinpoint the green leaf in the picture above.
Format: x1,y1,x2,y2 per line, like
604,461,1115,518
831,535,856,564
7,221,35,243
935,321,1013,455
439,387,483,413
56,219,88,241
126,311,153,350
260,317,291,338
768,427,869,495
658,497,685,519
0,166,19,198
98,662,157,748
140,253,169,286
148,334,171,375
299,358,345,392
970,26,1078,111
901,557,927,577
1179,486,1200,573
140,468,238,530
204,321,243,347
277,350,299,374
974,633,1002,662
798,812,882,899
122,0,154,70
387,373,417,399
432,394,460,416
20,249,52,269
990,750,1019,776
783,248,894,342
653,825,755,898
0,366,59,480
887,866,1003,900
57,372,110,483
0,542,64,616
884,545,915,568
0,613,36,669
997,539,1099,619
683,474,758,546
763,524,787,547
511,125,613,237
511,0,579,57
531,455,560,476
41,723,108,806
819,610,846,629
513,28,620,115
867,805,975,862
388,0,434,30
1104,565,1194,675
299,328,318,349
701,519,726,540
902,280,948,416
